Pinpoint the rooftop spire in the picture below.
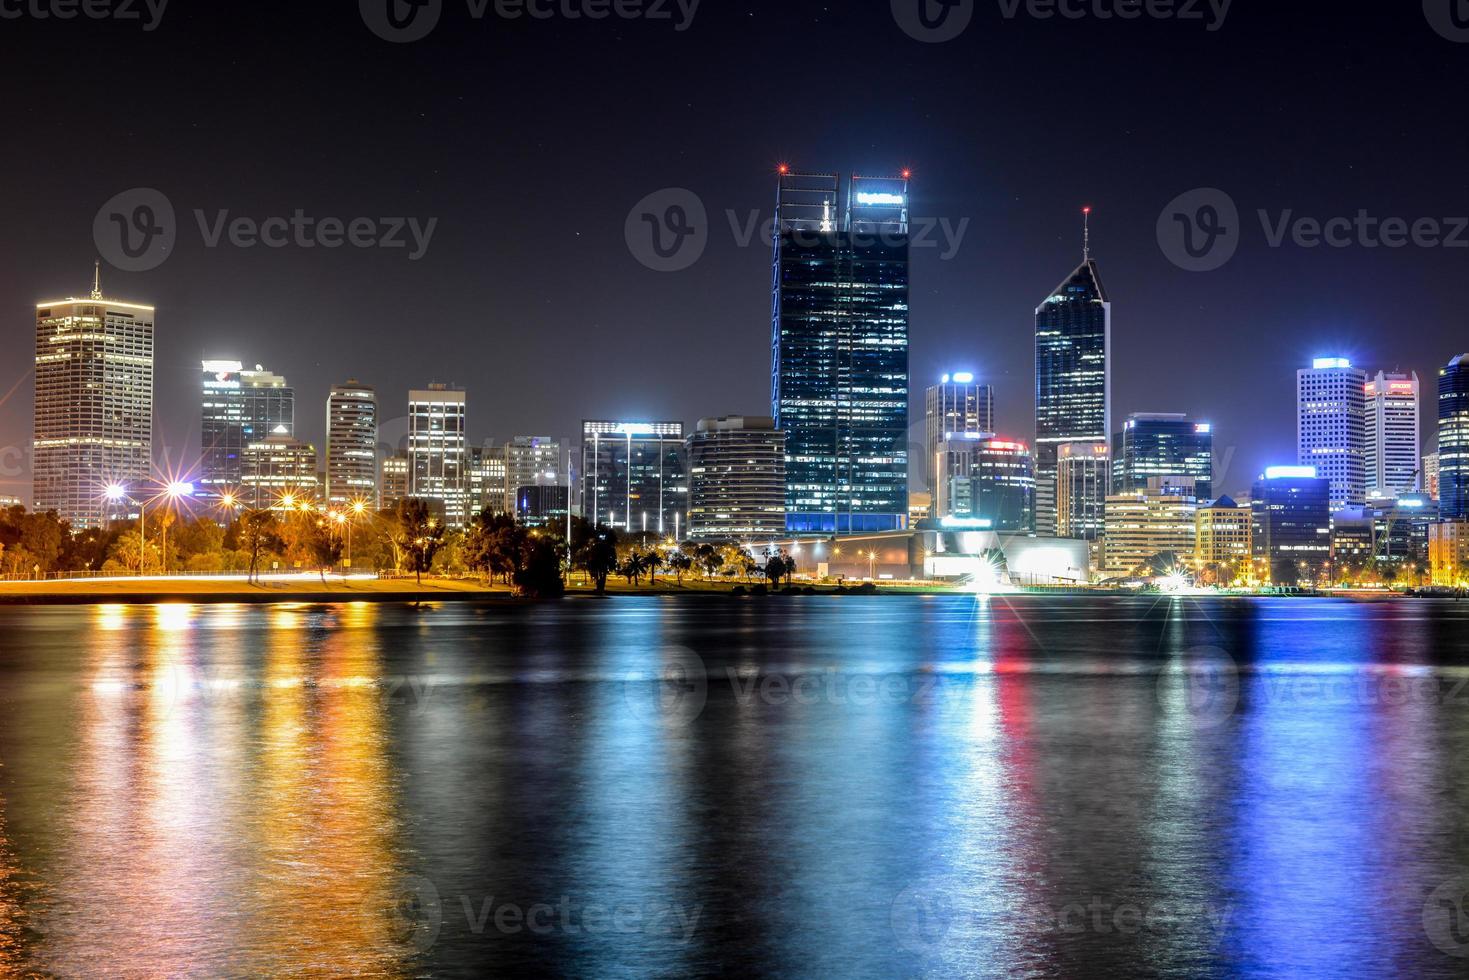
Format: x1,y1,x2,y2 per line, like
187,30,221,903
1082,206,1092,262
91,260,102,300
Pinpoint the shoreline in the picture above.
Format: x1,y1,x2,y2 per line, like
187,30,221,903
0,578,1440,606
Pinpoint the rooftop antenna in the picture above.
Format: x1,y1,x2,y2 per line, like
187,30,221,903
1082,206,1092,262
91,259,102,300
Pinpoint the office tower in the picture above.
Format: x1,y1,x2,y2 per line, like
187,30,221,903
1195,496,1252,583
1352,493,1438,571
325,380,377,506
515,486,571,528
1251,466,1333,584
34,269,154,529
408,384,468,528
924,373,995,494
381,452,410,510
934,435,1035,532
1112,413,1213,501
1101,477,1198,576
1056,441,1110,540
467,445,507,516
1429,520,1469,586
1440,355,1469,521
1297,357,1367,512
1035,212,1111,536
771,170,909,535
1364,371,1420,496
503,437,565,515
200,361,294,495
686,416,787,540
1424,452,1440,501
240,431,318,509
581,421,688,537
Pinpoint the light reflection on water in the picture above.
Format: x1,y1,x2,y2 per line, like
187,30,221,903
0,597,1465,976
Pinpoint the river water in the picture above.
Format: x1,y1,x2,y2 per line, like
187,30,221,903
0,595,1467,977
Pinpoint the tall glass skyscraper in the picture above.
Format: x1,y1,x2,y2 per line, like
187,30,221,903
33,270,153,529
200,361,294,496
1297,357,1367,512
1034,223,1110,536
409,384,467,528
771,170,910,535
1440,354,1469,521
1113,413,1213,502
580,421,688,537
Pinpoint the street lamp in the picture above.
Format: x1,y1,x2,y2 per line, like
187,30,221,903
105,483,145,575
158,481,193,575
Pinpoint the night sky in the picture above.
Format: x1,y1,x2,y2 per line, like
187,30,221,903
3,1,1466,502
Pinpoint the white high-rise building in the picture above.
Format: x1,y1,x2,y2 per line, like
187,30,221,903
408,384,467,528
326,381,378,506
1297,357,1367,512
34,268,154,529
1365,370,1420,496
503,436,565,514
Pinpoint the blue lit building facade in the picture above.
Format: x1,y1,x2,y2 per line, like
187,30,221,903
772,171,909,535
1035,246,1111,536
1113,413,1213,501
1441,354,1469,521
1251,466,1333,584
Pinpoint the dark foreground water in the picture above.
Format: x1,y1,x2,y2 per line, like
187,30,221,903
1,596,1469,978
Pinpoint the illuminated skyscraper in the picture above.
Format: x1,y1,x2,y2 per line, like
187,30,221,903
1056,441,1110,541
200,361,294,496
325,380,377,506
934,435,1035,532
1365,370,1420,496
1252,465,1333,584
1297,357,1367,512
241,430,318,509
408,384,467,528
1113,413,1213,502
1441,354,1469,521
503,436,565,515
771,170,910,535
581,421,688,536
1035,211,1111,536
686,416,787,539
33,269,154,528
924,372,995,494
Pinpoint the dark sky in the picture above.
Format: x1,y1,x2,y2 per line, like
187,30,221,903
2,1,1467,501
